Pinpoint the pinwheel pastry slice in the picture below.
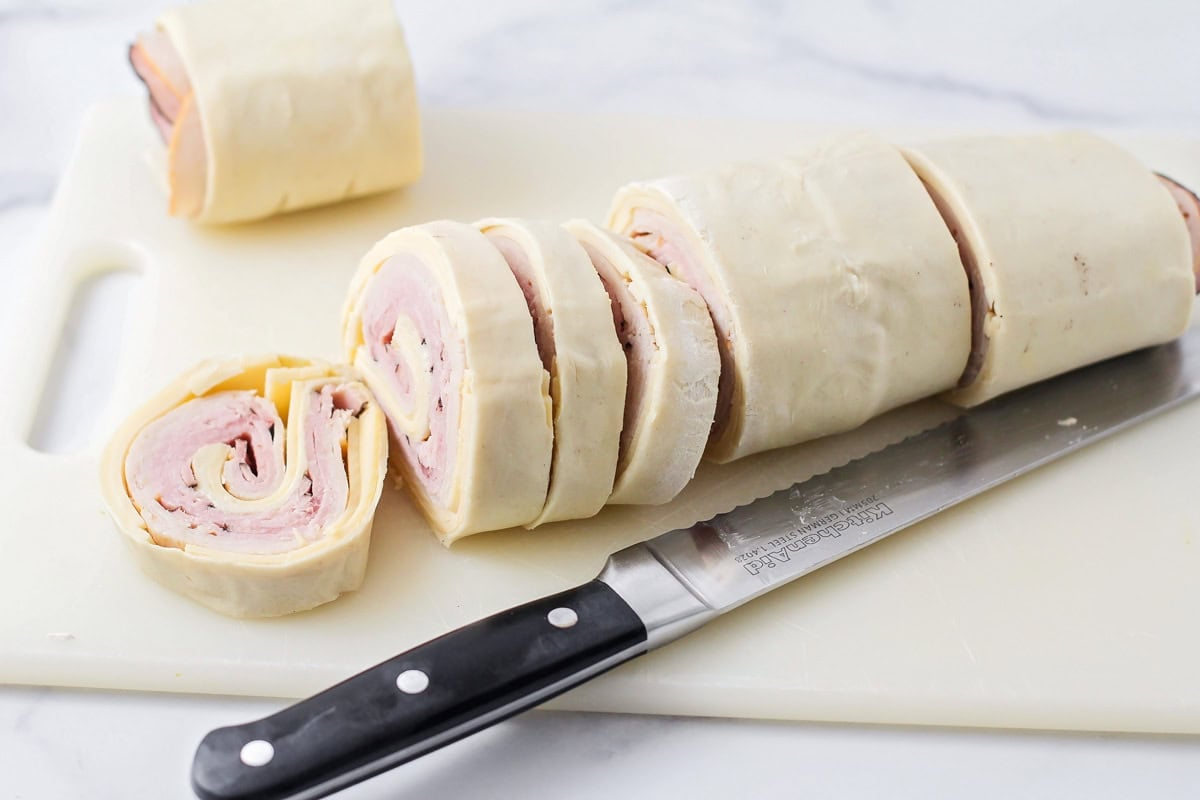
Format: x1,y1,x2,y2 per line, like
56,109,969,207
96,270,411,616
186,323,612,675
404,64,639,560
100,356,388,617
343,221,554,542
478,218,627,525
564,220,719,506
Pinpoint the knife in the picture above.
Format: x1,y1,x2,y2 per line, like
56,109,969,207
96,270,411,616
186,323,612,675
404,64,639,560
191,326,1200,800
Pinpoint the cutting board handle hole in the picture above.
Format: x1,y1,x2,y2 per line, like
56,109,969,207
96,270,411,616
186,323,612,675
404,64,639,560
26,267,143,454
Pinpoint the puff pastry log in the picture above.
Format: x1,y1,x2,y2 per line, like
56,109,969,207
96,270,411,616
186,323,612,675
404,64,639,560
99,356,388,617
129,0,421,223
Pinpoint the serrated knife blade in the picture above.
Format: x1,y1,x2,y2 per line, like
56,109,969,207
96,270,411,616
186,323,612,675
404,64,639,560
634,326,1199,615
192,327,1200,800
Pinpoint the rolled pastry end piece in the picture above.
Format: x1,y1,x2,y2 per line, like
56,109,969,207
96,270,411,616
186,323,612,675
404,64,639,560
130,0,421,224
99,356,388,618
565,220,719,505
478,218,626,525
342,221,553,542
607,134,971,463
903,133,1196,408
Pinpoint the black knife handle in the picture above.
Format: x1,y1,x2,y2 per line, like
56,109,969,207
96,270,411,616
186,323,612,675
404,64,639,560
191,580,647,800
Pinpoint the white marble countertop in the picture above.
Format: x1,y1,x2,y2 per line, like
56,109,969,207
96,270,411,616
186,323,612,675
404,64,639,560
3,0,1200,797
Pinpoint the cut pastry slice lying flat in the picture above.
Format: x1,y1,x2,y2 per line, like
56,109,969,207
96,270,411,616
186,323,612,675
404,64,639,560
99,356,388,618
608,133,971,462
343,221,554,543
565,220,719,506
479,218,626,526
129,0,421,224
903,132,1197,407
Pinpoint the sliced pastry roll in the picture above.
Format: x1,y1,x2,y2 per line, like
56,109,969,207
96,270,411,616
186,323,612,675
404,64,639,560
903,133,1197,407
129,0,421,223
608,133,971,462
478,218,626,525
343,221,554,542
99,356,388,618
565,220,719,505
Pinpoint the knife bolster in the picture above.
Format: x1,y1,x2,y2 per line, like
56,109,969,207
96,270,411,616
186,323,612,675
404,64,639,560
598,542,719,649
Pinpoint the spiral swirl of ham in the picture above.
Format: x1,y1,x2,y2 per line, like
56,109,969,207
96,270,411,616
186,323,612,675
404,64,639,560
565,220,719,505
343,221,553,542
99,356,388,618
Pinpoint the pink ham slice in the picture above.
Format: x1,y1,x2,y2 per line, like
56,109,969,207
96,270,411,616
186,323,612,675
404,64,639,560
627,209,737,444
1158,174,1200,294
359,255,462,510
128,28,207,217
124,384,367,556
128,30,190,138
590,246,653,477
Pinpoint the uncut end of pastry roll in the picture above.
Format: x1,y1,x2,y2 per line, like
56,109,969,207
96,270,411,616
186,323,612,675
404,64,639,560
478,218,626,526
564,220,719,506
903,132,1197,408
607,133,971,463
342,221,554,543
99,355,388,618
129,0,421,224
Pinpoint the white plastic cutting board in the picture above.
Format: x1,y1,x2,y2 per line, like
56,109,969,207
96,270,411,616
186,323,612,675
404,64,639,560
3,98,1200,734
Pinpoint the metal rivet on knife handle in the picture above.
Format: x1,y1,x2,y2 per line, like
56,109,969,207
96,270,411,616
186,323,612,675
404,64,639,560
395,669,430,694
547,607,578,628
238,740,274,768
